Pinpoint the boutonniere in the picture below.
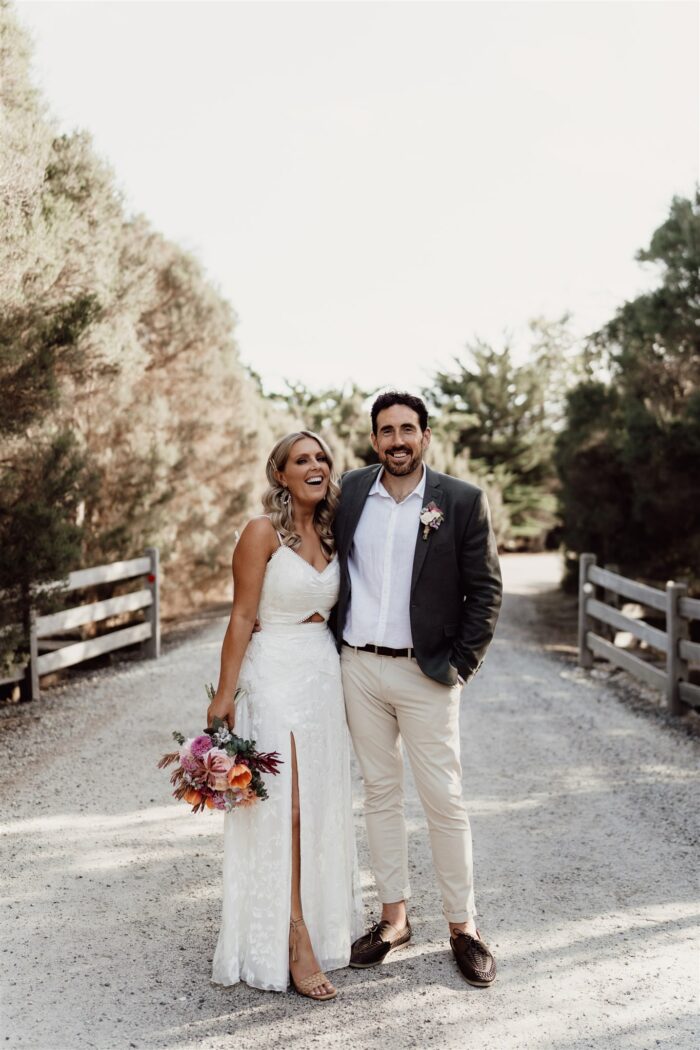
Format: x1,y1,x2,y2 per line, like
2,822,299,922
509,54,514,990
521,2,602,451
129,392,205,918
420,501,444,540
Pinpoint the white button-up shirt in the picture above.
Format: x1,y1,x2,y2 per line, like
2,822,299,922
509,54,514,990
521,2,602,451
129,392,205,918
343,466,426,648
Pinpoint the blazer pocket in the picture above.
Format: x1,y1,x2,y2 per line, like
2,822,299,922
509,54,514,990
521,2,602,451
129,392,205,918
443,622,459,637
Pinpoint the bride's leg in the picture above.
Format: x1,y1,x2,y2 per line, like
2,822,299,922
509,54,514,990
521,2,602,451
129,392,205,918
289,732,336,998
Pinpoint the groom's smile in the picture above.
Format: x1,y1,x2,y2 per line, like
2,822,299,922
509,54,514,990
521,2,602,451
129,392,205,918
371,403,431,479
387,447,410,465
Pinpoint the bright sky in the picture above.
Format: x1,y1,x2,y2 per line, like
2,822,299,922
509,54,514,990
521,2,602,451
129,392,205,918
14,0,699,394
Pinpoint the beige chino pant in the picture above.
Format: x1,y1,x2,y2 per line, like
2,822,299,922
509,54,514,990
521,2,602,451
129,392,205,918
341,647,476,923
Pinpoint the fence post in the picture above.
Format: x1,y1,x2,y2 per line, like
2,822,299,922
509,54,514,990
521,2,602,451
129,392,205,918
20,606,40,702
665,580,688,716
578,553,596,669
602,563,620,642
144,547,161,660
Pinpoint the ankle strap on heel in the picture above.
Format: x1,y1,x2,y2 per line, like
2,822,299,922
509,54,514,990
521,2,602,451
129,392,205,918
289,917,305,963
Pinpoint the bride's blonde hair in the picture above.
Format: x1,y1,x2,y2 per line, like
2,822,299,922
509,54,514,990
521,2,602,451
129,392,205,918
262,430,339,559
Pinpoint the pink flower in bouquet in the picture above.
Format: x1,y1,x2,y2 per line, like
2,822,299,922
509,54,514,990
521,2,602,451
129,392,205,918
202,747,234,791
190,734,213,758
179,747,202,774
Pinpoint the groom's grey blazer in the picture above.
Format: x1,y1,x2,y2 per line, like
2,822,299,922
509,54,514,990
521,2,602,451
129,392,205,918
332,464,503,688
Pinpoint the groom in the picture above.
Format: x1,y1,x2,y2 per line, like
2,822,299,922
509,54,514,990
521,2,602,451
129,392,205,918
333,391,502,986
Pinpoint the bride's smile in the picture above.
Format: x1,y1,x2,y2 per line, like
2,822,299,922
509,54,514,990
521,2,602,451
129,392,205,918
277,438,331,505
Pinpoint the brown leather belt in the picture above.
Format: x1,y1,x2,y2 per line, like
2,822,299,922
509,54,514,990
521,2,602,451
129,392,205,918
343,641,413,658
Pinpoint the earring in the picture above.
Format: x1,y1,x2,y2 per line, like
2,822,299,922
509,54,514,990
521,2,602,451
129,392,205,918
282,488,291,506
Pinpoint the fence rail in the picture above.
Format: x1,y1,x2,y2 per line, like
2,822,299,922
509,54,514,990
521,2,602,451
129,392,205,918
578,553,700,715
2,548,160,701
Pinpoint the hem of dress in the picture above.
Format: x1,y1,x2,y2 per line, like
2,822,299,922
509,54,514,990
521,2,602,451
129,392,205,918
211,974,288,993
210,953,351,994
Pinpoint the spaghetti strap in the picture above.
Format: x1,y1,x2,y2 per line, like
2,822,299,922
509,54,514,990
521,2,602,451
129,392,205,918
265,515,283,547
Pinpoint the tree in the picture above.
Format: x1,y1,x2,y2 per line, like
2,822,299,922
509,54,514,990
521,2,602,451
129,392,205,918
0,295,99,674
556,193,700,584
592,194,700,416
428,317,583,547
0,2,279,683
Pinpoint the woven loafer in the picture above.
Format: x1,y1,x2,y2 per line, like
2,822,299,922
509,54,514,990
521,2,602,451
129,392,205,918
349,919,412,968
449,930,496,987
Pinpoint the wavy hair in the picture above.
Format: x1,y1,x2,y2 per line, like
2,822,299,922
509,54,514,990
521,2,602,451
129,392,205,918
262,430,339,559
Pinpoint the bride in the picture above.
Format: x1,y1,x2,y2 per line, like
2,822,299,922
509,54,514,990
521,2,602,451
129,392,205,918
208,430,362,1000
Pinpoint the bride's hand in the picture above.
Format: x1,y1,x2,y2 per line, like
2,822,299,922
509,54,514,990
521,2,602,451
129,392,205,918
207,692,235,730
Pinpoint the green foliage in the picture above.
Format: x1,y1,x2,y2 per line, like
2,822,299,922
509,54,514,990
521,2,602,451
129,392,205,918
0,294,100,436
0,430,96,672
0,269,100,661
594,194,700,414
428,317,584,547
269,381,376,472
0,431,92,593
557,192,700,585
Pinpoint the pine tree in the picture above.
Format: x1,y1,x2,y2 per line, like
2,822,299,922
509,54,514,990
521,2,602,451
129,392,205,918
428,317,583,547
556,193,700,584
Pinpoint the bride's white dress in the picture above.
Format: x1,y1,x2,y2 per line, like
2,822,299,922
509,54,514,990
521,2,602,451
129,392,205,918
211,536,364,992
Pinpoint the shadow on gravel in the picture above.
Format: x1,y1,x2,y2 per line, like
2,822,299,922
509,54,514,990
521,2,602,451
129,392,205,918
8,784,693,1050
4,566,699,1050
5,694,697,1048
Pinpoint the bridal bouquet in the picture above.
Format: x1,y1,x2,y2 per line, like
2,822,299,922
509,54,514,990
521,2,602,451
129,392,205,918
157,685,282,813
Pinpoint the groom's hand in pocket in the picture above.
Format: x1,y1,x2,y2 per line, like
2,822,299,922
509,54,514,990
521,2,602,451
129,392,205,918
449,659,465,687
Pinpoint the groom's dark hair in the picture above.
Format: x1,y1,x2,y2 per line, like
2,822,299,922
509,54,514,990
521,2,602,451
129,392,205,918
371,391,429,434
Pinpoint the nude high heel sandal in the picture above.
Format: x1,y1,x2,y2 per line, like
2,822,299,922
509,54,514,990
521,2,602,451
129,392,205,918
289,918,337,1001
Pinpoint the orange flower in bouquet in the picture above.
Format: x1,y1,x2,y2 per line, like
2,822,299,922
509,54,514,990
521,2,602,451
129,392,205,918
227,764,253,790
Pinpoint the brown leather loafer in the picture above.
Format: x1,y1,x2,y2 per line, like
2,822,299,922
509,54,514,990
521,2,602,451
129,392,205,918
449,930,496,987
349,919,412,968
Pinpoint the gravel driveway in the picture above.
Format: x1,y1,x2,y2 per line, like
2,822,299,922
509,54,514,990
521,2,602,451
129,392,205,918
1,553,698,1050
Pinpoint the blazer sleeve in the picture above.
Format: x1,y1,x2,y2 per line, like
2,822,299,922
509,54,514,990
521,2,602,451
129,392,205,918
450,490,503,683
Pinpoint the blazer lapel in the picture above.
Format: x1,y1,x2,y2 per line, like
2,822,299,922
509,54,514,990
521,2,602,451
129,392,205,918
410,466,443,594
339,465,381,561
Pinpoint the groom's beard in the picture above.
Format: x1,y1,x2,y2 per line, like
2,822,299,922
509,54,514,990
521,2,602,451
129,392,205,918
381,447,423,477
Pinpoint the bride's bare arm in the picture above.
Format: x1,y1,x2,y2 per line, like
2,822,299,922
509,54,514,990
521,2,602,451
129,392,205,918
207,518,276,728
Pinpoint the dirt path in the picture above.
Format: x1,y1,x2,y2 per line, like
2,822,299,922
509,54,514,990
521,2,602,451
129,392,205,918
1,554,698,1050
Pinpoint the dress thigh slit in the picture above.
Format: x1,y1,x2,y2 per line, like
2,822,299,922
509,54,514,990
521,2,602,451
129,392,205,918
289,728,315,950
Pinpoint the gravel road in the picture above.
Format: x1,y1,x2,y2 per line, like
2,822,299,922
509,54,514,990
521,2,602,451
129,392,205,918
1,553,698,1050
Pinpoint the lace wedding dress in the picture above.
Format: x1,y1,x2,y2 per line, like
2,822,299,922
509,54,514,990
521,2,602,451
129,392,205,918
211,532,364,992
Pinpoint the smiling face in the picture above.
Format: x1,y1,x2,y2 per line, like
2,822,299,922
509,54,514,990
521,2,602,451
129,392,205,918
276,436,331,505
371,404,431,477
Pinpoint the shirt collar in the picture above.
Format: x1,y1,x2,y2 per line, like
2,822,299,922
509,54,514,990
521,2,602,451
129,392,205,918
369,464,427,502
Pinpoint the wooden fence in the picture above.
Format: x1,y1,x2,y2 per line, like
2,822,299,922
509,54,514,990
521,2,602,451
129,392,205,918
0,548,160,702
578,553,700,715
